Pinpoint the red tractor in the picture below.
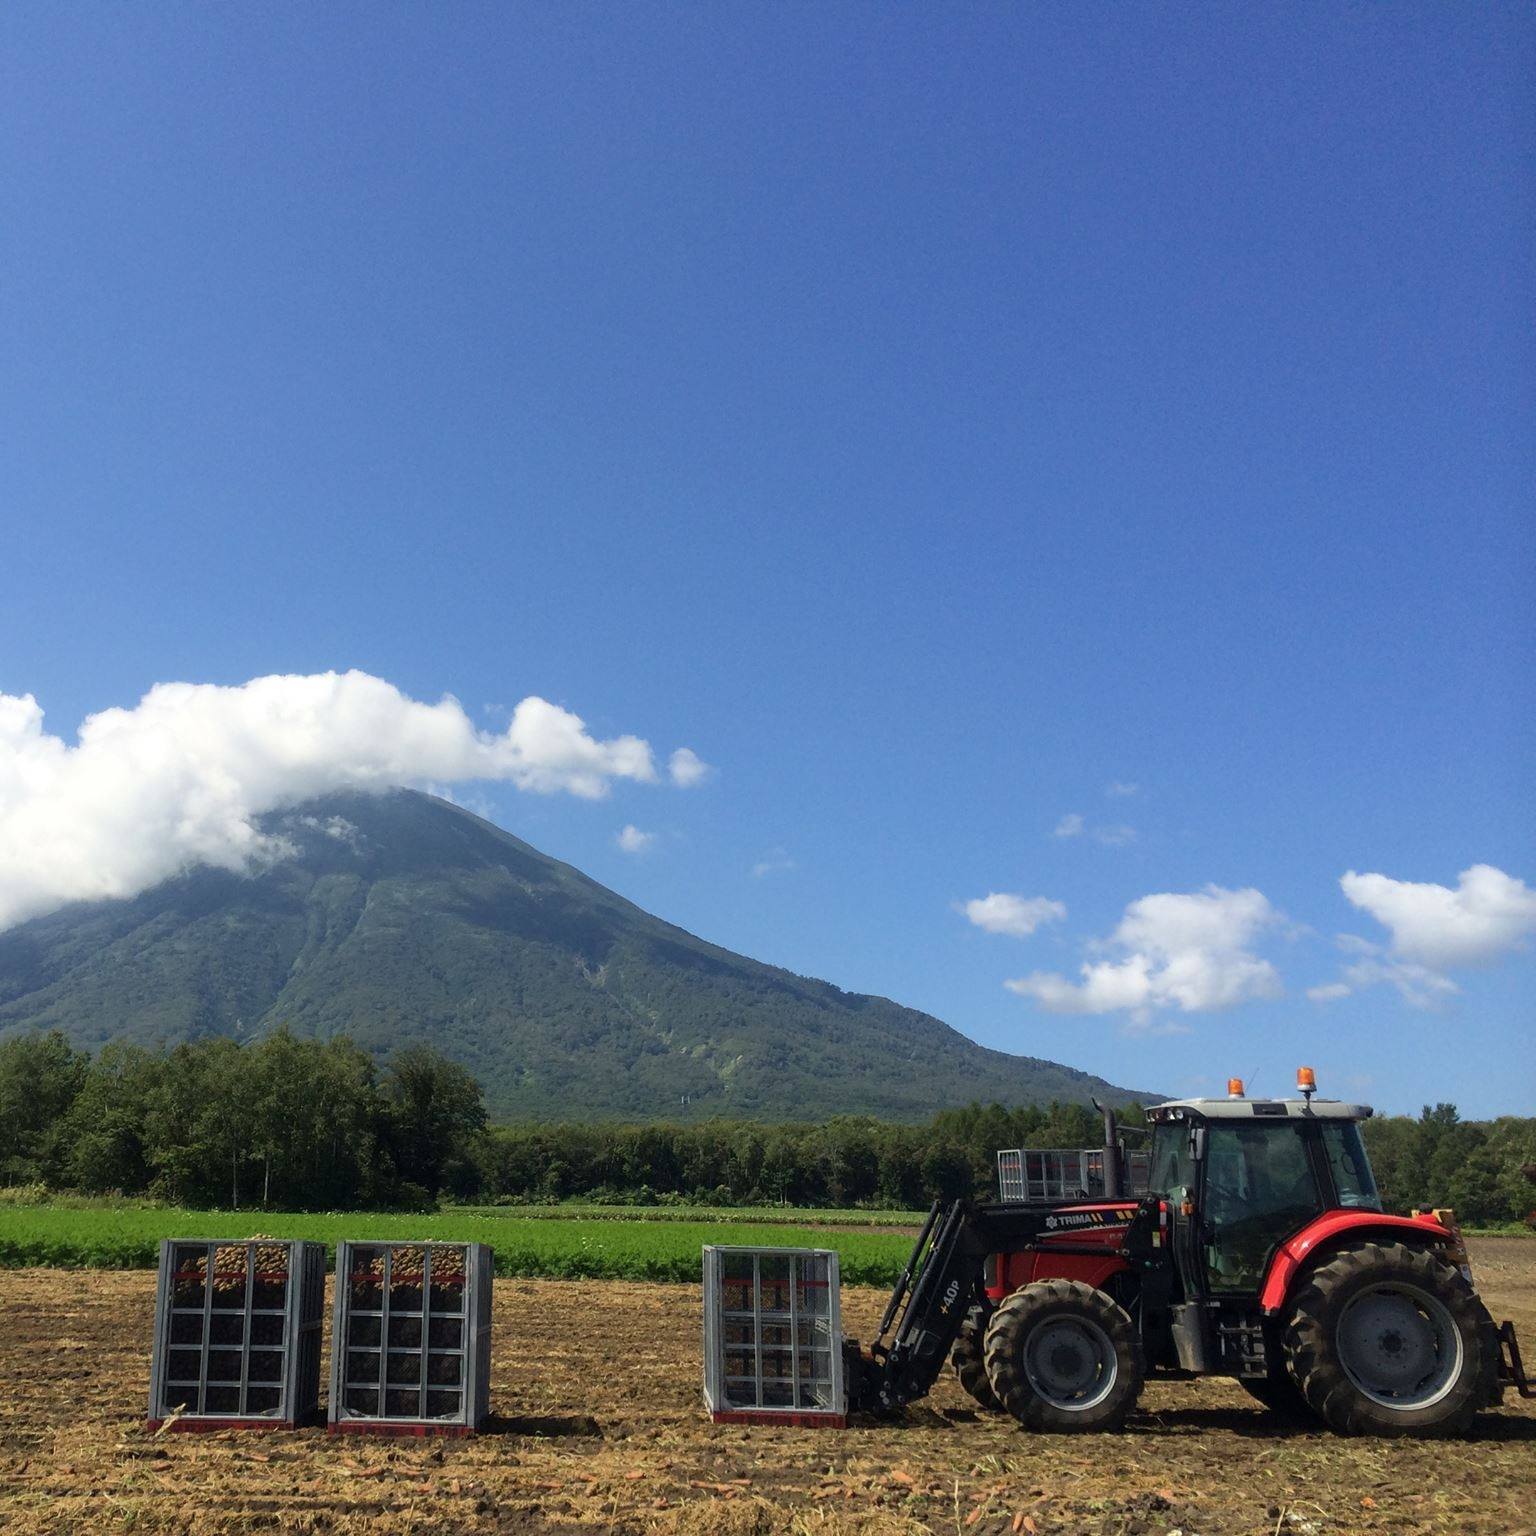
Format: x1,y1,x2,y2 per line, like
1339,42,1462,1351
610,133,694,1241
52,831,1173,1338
846,1069,1531,1436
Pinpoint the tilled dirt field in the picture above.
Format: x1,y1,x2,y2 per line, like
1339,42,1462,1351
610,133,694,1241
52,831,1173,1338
1,1238,1532,1536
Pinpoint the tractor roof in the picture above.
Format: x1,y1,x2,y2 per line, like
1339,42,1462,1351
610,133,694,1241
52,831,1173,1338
1147,1097,1373,1123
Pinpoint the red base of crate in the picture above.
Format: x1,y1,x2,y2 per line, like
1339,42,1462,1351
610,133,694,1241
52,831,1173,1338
709,1409,847,1428
146,1417,299,1434
328,1419,478,1438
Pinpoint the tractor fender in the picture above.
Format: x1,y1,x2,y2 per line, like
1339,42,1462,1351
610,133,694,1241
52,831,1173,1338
1260,1211,1452,1315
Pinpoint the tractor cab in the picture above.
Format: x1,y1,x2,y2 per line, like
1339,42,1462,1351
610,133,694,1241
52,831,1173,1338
1146,1073,1382,1301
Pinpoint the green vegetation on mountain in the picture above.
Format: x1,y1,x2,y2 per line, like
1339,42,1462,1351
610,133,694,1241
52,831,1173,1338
0,788,1153,1121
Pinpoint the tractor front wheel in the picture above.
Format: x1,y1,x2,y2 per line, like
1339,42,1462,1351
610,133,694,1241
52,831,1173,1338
1283,1241,1496,1437
951,1303,1001,1411
983,1280,1143,1432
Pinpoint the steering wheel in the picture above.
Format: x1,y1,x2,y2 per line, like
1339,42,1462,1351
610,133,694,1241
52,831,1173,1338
1205,1174,1243,1208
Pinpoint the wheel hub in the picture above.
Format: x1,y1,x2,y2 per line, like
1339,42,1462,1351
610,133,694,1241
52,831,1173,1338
1336,1284,1462,1410
1023,1317,1117,1411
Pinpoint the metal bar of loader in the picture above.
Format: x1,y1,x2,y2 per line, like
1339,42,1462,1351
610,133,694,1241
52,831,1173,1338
1500,1321,1535,1398
877,1201,941,1340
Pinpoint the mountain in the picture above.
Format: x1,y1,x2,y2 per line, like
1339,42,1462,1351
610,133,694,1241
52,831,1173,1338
0,789,1156,1120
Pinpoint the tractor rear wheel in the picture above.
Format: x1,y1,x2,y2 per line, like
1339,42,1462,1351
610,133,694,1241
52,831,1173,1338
983,1280,1143,1432
951,1303,1001,1411
1283,1241,1496,1437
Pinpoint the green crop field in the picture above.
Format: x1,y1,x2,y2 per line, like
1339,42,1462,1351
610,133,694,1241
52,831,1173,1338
0,1204,921,1285
447,1202,928,1226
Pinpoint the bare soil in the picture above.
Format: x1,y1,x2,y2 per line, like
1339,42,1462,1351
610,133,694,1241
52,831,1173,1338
1,1238,1531,1535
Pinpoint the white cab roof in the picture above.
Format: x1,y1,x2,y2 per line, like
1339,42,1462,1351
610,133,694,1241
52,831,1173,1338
1149,1097,1373,1122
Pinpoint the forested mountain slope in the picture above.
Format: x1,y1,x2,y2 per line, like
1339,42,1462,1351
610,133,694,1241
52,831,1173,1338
0,789,1154,1121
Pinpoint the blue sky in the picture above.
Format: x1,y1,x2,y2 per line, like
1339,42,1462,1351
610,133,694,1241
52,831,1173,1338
2,6,1531,1115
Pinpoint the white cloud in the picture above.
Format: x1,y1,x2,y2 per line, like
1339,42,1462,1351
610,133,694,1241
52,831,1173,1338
1306,981,1352,1003
1337,955,1459,1009
294,814,363,848
959,892,1067,938
1053,810,1136,846
0,671,694,932
1105,781,1140,798
1093,823,1137,847
1312,864,1536,1006
615,824,656,854
1122,1016,1194,1038
1006,885,1282,1019
752,848,796,879
1335,932,1380,957
1340,865,1536,969
1307,930,1463,1011
668,747,713,788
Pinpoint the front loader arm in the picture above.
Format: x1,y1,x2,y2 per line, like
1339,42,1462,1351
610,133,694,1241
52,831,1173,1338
848,1201,990,1411
847,1200,1103,1412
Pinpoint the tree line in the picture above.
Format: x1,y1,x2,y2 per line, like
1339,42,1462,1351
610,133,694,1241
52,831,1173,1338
1,1029,1532,1224
0,1028,485,1209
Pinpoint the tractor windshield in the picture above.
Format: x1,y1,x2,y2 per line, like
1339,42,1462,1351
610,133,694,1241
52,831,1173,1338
1203,1124,1321,1293
1319,1121,1380,1209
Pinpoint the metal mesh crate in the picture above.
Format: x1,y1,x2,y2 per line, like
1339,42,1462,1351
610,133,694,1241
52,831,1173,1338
147,1239,326,1431
328,1242,492,1435
997,1148,1152,1202
702,1245,845,1426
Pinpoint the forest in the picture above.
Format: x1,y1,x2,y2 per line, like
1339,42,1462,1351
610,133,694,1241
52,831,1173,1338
1,1028,1532,1225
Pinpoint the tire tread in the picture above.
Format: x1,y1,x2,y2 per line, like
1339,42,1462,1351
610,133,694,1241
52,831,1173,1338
951,1304,1001,1411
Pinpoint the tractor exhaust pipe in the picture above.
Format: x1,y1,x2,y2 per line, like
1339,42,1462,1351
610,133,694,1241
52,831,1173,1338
1093,1099,1122,1200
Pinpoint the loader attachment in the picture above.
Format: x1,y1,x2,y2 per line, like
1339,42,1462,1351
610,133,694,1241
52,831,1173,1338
851,1200,992,1413
1499,1320,1535,1399
876,1200,941,1339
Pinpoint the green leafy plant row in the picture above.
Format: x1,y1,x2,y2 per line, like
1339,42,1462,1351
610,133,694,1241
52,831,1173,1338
0,1207,919,1287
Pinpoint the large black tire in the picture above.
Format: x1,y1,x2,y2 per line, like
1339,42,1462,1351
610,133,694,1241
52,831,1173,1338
951,1303,1001,1411
1239,1324,1316,1422
1240,1371,1313,1422
983,1280,1143,1432
1282,1241,1498,1438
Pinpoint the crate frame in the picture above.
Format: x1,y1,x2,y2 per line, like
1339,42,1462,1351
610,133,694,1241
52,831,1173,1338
996,1147,1151,1203
702,1245,845,1427
328,1240,492,1436
147,1238,326,1431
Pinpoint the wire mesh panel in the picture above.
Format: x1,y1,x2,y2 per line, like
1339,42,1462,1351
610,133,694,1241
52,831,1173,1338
328,1242,492,1435
996,1149,1025,1202
147,1239,325,1431
702,1246,845,1426
996,1147,1153,1202
995,1149,1089,1201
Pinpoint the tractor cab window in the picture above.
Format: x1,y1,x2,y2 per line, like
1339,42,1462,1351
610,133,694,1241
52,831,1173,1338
1203,1125,1322,1293
1320,1121,1380,1210
1147,1122,1194,1201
